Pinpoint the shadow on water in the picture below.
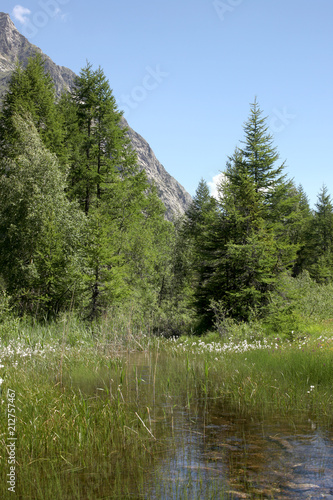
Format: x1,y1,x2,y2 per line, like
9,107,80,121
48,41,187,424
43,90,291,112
70,351,333,499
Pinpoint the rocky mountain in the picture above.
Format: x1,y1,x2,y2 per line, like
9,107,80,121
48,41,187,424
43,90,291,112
0,12,191,220
124,122,191,217
0,13,74,98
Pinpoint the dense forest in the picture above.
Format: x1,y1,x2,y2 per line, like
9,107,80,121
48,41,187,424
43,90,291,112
1,54,333,336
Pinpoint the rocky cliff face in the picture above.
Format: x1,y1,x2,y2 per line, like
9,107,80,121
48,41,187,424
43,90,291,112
0,12,191,220
124,120,191,218
0,13,74,98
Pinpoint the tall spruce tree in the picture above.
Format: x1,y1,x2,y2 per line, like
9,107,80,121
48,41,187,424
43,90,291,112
291,184,314,276
307,185,333,283
240,99,285,197
192,101,299,324
212,149,278,320
183,179,218,326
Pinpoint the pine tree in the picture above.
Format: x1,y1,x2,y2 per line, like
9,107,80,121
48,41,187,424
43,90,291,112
0,58,175,321
60,62,138,214
240,99,285,197
229,101,299,266
291,184,314,276
313,185,333,253
193,100,299,324
307,185,333,283
183,179,218,325
185,178,217,240
211,150,278,320
59,62,171,318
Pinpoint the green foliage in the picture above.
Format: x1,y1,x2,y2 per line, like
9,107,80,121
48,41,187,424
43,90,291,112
182,179,218,329
185,100,300,328
0,54,64,160
56,63,173,318
221,225,278,319
305,185,333,283
263,270,333,336
184,178,217,242
290,184,313,275
59,62,137,213
143,215,197,337
1,67,333,337
0,58,175,322
0,114,84,317
241,98,285,195
208,299,236,339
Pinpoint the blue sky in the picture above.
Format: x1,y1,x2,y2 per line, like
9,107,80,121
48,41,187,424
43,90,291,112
7,0,333,207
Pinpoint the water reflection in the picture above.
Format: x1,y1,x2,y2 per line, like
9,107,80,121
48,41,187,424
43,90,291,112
69,352,333,499
147,402,333,499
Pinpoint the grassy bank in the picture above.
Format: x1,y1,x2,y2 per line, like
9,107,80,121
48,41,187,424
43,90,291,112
165,332,333,418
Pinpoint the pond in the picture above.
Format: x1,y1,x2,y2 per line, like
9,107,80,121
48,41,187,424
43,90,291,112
145,403,333,499
71,351,333,499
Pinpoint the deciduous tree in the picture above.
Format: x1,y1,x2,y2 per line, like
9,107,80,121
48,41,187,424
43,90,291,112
0,114,84,316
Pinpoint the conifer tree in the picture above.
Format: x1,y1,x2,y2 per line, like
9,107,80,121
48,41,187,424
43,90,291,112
183,179,218,324
192,101,299,324
291,184,314,276
307,185,333,283
60,62,138,214
212,149,278,320
59,62,170,318
313,185,333,253
152,215,197,336
0,57,180,322
240,99,285,196
185,178,217,240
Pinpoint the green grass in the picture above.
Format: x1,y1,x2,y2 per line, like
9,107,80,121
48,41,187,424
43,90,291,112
166,331,333,417
1,313,333,498
0,315,162,498
1,354,158,498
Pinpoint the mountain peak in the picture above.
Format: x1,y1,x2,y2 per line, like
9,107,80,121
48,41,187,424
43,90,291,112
0,12,14,27
0,12,192,219
0,12,40,98
0,13,24,56
0,12,75,99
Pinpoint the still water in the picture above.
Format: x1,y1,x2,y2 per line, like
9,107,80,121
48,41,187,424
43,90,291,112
145,404,333,499
73,352,333,499
124,353,333,499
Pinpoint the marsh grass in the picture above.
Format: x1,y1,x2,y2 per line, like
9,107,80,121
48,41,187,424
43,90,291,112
166,333,333,419
1,313,333,498
1,351,166,498
0,314,165,499
215,347,333,417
